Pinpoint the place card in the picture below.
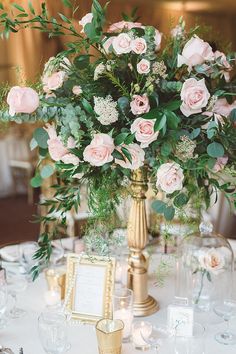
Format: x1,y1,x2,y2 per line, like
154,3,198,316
65,254,115,324
167,304,194,337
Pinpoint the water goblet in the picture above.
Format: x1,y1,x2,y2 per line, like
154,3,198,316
38,311,71,354
213,299,236,345
0,285,8,329
19,242,39,279
7,273,28,319
141,323,172,353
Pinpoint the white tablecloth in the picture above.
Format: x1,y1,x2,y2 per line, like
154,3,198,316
1,254,236,354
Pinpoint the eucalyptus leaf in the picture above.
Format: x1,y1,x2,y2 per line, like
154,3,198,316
33,128,49,149
40,165,55,179
31,174,42,188
164,206,175,221
152,200,166,213
207,142,224,158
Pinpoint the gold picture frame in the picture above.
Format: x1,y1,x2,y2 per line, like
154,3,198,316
65,253,116,324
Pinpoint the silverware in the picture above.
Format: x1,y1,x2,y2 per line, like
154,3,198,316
19,348,23,354
0,346,14,354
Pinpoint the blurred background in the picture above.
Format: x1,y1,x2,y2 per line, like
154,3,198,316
0,0,235,245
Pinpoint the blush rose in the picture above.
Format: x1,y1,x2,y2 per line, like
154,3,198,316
130,95,150,115
115,143,145,170
43,71,67,92
137,59,150,74
7,86,39,116
83,133,115,166
112,33,132,55
156,162,184,194
131,118,158,147
131,38,147,55
180,78,210,117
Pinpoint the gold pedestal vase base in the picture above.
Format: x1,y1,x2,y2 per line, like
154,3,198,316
133,295,159,317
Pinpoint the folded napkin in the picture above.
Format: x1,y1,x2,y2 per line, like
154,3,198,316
51,238,74,251
0,245,20,262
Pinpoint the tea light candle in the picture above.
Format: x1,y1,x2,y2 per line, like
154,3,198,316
113,308,133,340
44,290,61,307
115,261,128,286
132,321,151,349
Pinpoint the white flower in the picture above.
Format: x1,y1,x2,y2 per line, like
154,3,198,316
79,13,93,33
72,86,82,96
171,25,184,39
198,248,225,275
94,95,119,125
112,33,132,55
156,162,184,194
137,59,150,74
94,63,106,81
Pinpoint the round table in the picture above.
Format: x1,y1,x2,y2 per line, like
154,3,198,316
1,254,236,354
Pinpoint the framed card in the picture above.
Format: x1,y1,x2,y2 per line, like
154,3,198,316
167,304,194,336
65,253,116,324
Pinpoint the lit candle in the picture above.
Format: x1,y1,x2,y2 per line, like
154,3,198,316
113,308,133,340
132,321,151,349
44,290,61,307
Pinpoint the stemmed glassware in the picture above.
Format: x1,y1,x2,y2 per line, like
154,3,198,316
0,285,8,329
7,273,28,319
140,323,172,353
38,311,71,354
19,242,39,280
213,299,236,345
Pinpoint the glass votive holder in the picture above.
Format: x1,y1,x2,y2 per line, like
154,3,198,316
96,319,124,354
132,321,151,351
113,288,133,343
174,322,205,354
44,268,66,300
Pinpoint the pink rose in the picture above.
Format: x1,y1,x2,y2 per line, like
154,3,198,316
154,29,162,51
180,78,210,117
44,124,68,161
79,13,93,33
131,118,159,147
7,86,39,116
130,95,150,116
177,35,214,69
108,21,142,32
156,162,184,194
67,136,76,149
198,248,225,275
213,98,236,117
214,51,232,82
72,85,82,96
83,133,115,166
131,38,147,54
115,143,145,170
137,59,150,74
112,33,132,55
42,71,67,92
213,156,228,173
61,153,80,166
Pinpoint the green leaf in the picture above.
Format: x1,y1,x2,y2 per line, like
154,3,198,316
163,100,181,111
165,110,180,129
59,13,71,24
174,193,189,208
30,137,38,151
114,132,129,145
121,146,132,164
112,149,125,161
33,128,49,149
207,121,218,139
81,98,94,114
31,174,42,188
161,141,172,157
12,3,25,12
230,108,236,123
206,271,212,282
124,133,135,145
207,158,216,169
143,108,162,119
40,165,54,179
74,55,90,70
164,206,175,221
207,142,224,158
154,114,166,132
152,200,166,213
189,128,200,140
28,1,35,14
0,3,4,10
61,0,72,8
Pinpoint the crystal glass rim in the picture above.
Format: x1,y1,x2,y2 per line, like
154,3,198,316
113,288,133,299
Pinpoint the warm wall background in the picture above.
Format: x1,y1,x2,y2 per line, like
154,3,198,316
0,0,236,83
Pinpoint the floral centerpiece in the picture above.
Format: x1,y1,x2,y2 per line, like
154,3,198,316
0,0,235,276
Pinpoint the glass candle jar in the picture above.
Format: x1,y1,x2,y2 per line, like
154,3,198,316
113,288,133,342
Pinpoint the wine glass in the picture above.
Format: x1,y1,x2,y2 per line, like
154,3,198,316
0,285,8,329
213,299,236,345
19,242,39,279
38,311,71,354
7,273,28,318
141,323,172,353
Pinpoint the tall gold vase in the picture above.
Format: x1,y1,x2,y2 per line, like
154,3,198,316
127,167,159,316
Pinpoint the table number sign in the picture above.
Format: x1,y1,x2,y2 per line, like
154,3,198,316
167,304,194,336
65,254,115,324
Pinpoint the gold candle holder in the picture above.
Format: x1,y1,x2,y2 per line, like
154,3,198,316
44,268,66,300
127,167,159,317
96,319,124,354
